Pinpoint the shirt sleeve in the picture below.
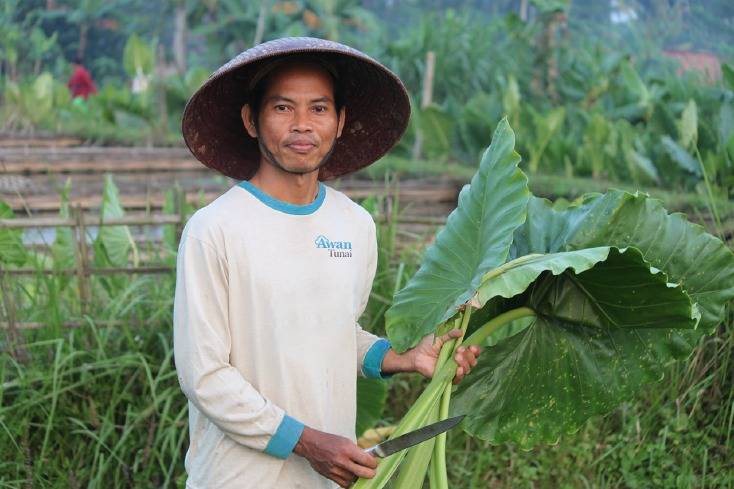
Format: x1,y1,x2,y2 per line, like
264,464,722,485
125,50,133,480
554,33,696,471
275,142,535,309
355,217,392,379
173,231,303,459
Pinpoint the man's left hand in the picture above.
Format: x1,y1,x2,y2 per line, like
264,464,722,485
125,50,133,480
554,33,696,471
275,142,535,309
382,330,482,384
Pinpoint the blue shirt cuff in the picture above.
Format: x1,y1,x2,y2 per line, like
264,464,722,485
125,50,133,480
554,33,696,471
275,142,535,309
362,338,393,379
264,414,305,459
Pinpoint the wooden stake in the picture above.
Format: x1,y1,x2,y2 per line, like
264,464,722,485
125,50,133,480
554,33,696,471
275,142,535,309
412,51,436,161
175,186,186,244
421,51,436,109
253,0,269,46
0,270,29,362
74,205,91,316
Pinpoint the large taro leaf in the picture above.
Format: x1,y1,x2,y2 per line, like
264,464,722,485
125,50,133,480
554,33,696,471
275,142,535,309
51,179,76,271
452,247,699,448
510,191,734,335
93,175,139,268
385,118,530,351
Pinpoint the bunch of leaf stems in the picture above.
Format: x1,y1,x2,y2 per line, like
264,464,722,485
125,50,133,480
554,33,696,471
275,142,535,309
355,307,536,489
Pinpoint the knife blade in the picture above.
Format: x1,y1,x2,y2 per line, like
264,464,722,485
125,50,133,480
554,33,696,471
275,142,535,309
364,415,465,458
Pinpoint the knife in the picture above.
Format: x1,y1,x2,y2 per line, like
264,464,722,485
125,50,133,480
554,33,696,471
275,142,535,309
363,415,465,458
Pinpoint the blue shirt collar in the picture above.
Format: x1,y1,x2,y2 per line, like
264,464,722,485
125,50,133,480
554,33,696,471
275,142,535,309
237,180,326,215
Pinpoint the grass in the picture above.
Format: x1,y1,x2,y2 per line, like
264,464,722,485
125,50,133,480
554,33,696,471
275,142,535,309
1,178,732,488
0,269,184,488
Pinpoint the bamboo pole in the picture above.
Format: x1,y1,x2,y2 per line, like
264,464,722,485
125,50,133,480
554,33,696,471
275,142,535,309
2,266,173,276
0,159,202,174
0,318,160,331
1,187,460,214
0,145,191,157
0,136,82,148
0,214,182,229
74,205,91,316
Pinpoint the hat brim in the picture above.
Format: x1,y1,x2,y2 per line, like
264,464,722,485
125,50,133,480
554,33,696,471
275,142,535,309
182,38,411,181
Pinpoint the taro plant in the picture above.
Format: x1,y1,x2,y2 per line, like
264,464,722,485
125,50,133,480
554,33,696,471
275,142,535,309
355,118,734,488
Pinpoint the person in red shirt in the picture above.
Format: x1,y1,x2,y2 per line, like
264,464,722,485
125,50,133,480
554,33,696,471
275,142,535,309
67,57,97,99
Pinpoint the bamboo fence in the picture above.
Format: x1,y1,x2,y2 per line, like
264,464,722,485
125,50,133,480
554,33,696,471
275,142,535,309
0,194,450,333
0,197,188,332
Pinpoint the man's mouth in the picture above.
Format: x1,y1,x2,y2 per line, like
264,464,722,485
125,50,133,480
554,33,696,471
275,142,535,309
286,142,317,154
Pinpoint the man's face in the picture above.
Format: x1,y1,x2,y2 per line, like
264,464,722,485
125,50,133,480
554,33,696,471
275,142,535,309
242,62,345,176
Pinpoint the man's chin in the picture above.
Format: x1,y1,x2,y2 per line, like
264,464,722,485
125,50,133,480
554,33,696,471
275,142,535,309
268,157,327,176
281,163,322,175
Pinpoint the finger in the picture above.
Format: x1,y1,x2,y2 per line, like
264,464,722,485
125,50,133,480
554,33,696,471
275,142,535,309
330,466,353,487
331,467,354,488
457,346,477,366
442,329,463,342
458,348,478,368
344,461,377,480
436,329,463,350
453,366,464,384
447,329,463,339
350,448,378,469
455,351,472,373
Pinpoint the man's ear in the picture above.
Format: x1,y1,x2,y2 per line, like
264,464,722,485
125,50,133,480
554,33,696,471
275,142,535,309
241,105,258,138
336,106,346,139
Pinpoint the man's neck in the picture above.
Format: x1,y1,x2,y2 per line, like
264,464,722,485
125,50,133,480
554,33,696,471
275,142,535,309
248,163,321,205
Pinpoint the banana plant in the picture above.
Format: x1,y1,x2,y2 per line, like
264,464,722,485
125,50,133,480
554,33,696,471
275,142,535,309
354,118,734,488
122,33,155,81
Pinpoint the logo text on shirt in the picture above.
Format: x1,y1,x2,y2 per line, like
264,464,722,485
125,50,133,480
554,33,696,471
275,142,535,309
315,235,353,258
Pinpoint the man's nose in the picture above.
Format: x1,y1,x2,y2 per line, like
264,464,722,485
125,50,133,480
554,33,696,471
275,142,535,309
291,107,312,132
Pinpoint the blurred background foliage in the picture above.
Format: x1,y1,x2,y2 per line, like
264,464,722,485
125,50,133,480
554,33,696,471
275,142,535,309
0,0,733,229
2,0,733,197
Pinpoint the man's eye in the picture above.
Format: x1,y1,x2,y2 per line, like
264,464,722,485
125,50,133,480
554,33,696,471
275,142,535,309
313,106,328,113
274,105,289,112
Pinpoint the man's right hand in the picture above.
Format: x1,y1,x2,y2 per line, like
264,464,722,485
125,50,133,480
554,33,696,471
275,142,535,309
294,426,378,488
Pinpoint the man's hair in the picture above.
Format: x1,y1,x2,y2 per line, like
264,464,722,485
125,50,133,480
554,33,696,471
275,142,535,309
246,57,344,127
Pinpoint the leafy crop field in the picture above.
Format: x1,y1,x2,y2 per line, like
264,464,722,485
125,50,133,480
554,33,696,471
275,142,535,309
2,2,734,487
1,170,731,488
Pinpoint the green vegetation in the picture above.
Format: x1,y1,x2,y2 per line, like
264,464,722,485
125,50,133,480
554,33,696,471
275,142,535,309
2,122,733,488
1,2,734,487
0,182,186,486
355,119,734,488
2,2,734,197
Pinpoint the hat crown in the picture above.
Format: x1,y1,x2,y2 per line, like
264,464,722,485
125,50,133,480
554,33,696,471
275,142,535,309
213,37,374,80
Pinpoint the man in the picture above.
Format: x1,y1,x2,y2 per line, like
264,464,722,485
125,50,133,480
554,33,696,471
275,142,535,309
174,37,481,489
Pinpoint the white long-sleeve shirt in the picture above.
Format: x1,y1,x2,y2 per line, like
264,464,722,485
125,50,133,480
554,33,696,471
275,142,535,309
173,181,389,489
